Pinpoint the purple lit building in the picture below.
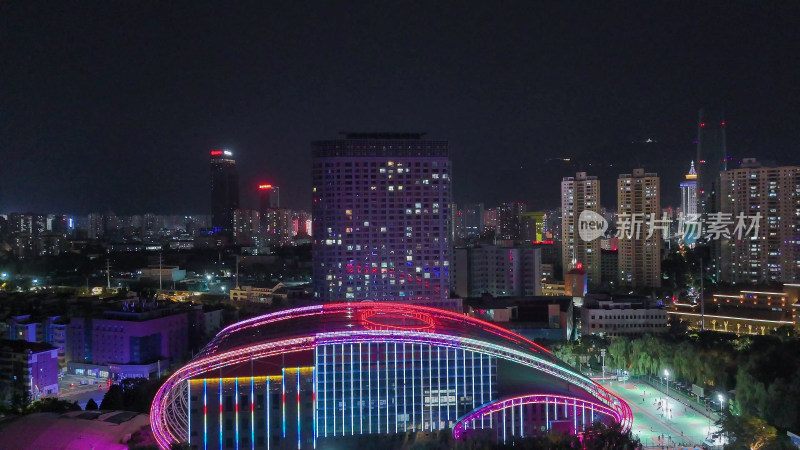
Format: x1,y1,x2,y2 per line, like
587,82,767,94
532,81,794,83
66,306,191,379
312,133,451,301
0,339,59,400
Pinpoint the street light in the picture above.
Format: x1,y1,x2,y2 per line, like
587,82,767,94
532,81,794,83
664,369,670,421
718,393,727,445
600,348,606,377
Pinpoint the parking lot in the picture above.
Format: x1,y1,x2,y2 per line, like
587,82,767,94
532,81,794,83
56,374,108,409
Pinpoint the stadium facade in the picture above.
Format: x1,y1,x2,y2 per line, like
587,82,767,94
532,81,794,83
151,303,632,449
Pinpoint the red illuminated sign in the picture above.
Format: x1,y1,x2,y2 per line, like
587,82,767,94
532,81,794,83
258,184,273,190
210,150,223,156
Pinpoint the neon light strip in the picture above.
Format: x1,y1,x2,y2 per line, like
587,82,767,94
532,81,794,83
342,344,356,435
203,379,207,450
297,368,301,450
151,301,632,447
428,344,433,430
368,343,372,433
402,342,407,431
445,347,449,424
386,343,390,432
436,346,441,430
358,342,363,434
219,378,223,450
394,342,398,433
341,343,345,435
312,365,316,449
267,376,270,450
187,382,191,446
251,376,255,450
411,343,416,430
322,345,327,437
667,311,794,324
315,330,620,409
281,368,286,439
452,394,629,440
235,378,239,450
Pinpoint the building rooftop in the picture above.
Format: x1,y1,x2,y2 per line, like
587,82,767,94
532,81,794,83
0,339,57,354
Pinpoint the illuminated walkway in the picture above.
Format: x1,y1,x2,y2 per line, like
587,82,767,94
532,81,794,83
600,379,720,449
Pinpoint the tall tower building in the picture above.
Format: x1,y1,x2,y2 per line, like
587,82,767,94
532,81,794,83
696,109,727,214
496,202,526,243
680,161,698,217
232,209,260,246
720,159,800,283
617,168,661,288
453,203,484,244
561,172,601,284
257,184,280,212
210,150,240,231
312,133,451,301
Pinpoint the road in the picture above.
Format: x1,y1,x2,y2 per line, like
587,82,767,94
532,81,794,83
600,379,722,449
56,374,108,409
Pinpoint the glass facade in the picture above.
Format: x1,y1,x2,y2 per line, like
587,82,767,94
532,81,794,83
315,342,495,437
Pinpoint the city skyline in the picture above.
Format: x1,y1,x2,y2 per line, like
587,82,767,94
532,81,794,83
3,2,800,214
2,3,800,449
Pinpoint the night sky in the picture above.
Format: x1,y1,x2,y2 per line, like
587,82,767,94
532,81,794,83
2,2,799,215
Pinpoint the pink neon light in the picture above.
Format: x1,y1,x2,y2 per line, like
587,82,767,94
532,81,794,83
359,308,435,332
151,303,631,448
453,393,633,440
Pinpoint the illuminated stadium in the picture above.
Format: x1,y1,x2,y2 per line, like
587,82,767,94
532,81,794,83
151,303,632,449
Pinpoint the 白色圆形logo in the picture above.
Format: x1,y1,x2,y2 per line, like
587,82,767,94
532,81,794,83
578,210,608,241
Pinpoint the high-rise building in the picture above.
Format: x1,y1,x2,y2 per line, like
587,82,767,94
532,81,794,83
497,202,526,243
453,245,541,298
680,161,698,217
210,149,240,231
696,109,727,214
263,208,293,246
521,211,546,242
312,133,451,301
617,168,661,288
232,209,260,246
258,183,280,211
453,203,484,245
561,172,601,283
483,208,498,232
720,159,800,283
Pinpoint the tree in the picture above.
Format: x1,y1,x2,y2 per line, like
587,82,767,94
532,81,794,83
717,414,791,450
100,385,124,410
85,398,99,410
582,422,642,450
25,397,81,414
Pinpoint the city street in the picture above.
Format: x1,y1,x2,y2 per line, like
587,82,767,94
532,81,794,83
600,379,721,449
56,374,108,409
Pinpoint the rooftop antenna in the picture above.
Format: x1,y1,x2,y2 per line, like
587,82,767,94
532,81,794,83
235,255,240,289
106,253,111,289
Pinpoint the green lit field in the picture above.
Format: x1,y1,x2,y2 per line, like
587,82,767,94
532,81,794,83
600,379,721,449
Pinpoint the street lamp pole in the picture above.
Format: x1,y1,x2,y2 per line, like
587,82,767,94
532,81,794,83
718,394,726,445
664,369,670,421
600,349,606,378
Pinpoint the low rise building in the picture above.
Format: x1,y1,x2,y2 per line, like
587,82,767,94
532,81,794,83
670,284,800,335
581,294,668,338
0,339,59,400
464,295,574,341
66,302,194,379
